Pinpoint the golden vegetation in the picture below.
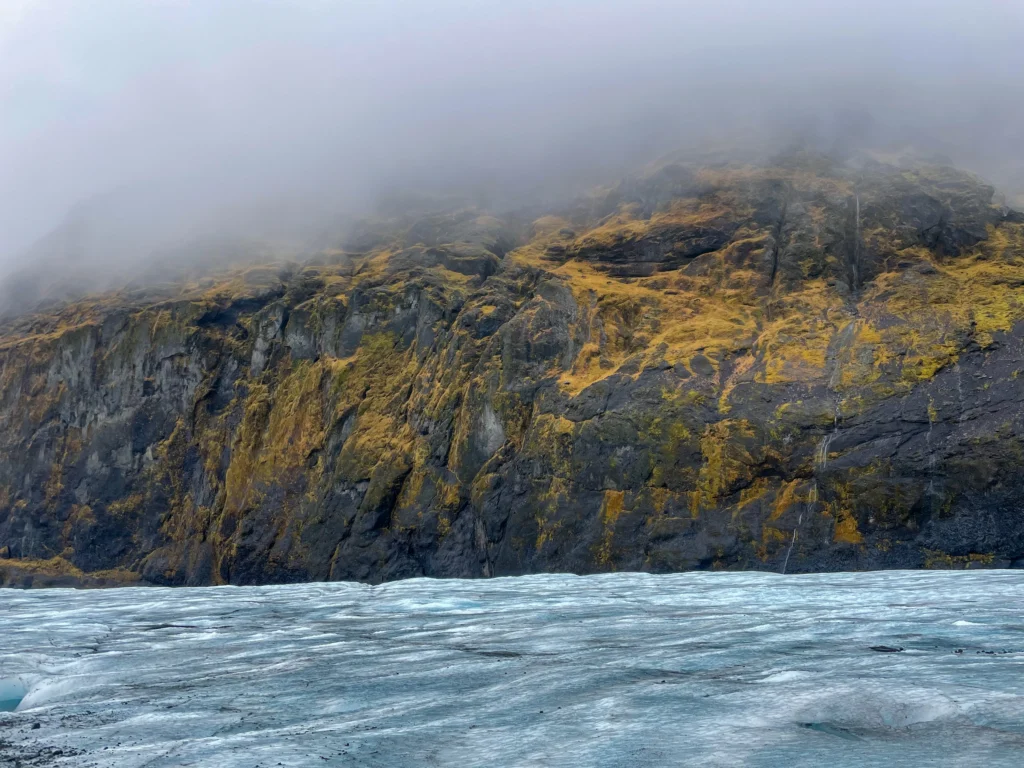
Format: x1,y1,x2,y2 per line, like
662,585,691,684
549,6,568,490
3,159,1023,582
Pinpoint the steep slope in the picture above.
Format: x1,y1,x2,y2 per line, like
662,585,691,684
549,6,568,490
3,153,1024,586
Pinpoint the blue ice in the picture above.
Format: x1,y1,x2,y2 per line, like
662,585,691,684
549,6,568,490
0,677,26,712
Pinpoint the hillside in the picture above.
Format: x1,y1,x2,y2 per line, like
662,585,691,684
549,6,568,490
3,152,1024,586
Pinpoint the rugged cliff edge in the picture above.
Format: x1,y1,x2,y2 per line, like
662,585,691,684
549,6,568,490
3,153,1024,586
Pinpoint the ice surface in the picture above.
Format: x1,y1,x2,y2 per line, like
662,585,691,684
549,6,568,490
0,677,26,712
1,571,1023,766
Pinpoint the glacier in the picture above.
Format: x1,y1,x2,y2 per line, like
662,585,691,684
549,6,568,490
1,571,1023,767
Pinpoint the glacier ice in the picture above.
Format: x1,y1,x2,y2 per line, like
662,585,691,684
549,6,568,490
0,677,26,712
0,570,1023,766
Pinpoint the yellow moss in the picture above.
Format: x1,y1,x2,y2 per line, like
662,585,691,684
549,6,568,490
756,526,790,561
769,480,802,522
87,568,142,584
534,519,563,551
833,320,886,389
0,556,141,585
832,508,864,544
692,420,755,516
849,232,1024,398
534,475,570,552
60,504,96,552
107,494,144,520
437,480,461,510
3,556,83,577
397,468,428,511
736,478,771,517
530,215,574,238
223,388,271,516
650,487,671,514
756,282,848,385
643,413,693,487
719,353,756,412
595,490,626,565
507,199,765,396
923,550,996,569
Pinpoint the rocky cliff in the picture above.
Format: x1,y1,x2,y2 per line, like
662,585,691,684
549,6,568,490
3,153,1024,587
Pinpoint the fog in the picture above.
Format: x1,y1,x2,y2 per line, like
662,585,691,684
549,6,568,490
2,0,1023,312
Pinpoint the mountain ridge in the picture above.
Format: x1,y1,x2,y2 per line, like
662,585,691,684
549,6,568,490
3,152,1024,587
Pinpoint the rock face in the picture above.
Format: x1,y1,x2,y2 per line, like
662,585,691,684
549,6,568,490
3,154,1024,586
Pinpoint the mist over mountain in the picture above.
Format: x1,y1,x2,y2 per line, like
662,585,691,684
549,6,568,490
2,0,1024,314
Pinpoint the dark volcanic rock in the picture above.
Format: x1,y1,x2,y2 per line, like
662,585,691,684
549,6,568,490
2,157,1024,586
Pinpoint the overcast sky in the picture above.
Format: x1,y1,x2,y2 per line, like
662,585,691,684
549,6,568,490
2,0,1023,288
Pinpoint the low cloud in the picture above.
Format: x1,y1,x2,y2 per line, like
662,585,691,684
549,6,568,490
1,0,1022,310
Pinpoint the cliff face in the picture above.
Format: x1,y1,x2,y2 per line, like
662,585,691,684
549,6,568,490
3,155,1024,587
